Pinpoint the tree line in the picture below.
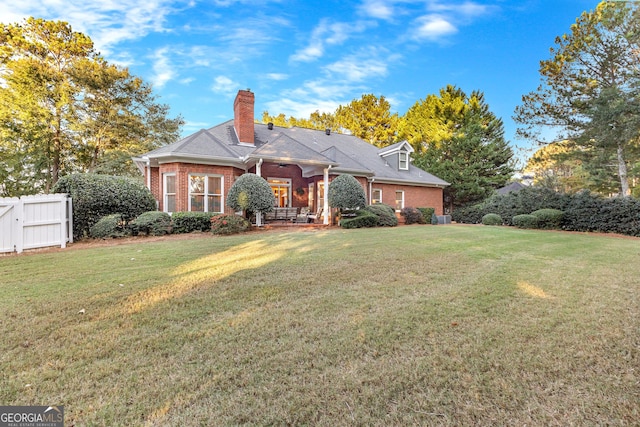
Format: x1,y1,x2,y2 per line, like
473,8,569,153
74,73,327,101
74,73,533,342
263,87,515,210
2,0,639,206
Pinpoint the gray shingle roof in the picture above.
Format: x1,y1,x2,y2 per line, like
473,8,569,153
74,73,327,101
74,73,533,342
137,120,449,187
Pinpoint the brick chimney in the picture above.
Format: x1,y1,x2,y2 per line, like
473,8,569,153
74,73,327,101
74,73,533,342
233,89,254,145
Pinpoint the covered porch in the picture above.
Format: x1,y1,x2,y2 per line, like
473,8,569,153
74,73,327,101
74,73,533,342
244,139,340,226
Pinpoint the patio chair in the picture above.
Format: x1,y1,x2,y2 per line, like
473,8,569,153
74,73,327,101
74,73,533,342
307,208,323,223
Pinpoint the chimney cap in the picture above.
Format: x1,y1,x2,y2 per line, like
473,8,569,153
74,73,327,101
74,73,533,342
268,122,274,130
325,128,331,135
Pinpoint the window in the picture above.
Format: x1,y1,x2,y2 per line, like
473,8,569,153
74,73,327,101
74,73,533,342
399,151,409,170
372,188,382,204
189,174,223,213
268,178,291,207
395,190,404,211
164,174,176,213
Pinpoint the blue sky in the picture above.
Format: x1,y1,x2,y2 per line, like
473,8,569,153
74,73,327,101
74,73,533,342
3,0,599,165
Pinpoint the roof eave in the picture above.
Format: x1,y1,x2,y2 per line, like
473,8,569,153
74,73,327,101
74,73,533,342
245,154,338,167
146,153,245,168
368,176,450,188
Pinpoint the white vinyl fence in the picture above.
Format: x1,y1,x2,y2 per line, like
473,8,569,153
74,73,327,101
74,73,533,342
0,194,73,254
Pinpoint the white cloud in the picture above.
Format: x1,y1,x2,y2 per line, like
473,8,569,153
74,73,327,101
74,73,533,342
290,43,324,63
150,47,176,89
0,0,180,56
290,18,370,63
428,1,492,18
212,76,240,96
264,98,343,120
266,73,289,81
412,14,458,40
324,57,388,83
359,0,395,20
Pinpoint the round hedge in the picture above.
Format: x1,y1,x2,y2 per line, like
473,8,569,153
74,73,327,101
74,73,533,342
226,173,275,214
328,174,366,210
512,214,539,229
481,213,503,226
531,208,564,229
89,213,126,239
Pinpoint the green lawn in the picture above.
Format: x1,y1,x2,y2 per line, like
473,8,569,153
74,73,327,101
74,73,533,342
1,225,638,426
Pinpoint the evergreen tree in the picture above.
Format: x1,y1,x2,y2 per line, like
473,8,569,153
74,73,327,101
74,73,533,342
514,1,640,196
411,87,514,209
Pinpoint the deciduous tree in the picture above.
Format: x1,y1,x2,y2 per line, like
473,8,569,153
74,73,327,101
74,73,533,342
0,18,182,196
334,94,398,147
524,141,589,193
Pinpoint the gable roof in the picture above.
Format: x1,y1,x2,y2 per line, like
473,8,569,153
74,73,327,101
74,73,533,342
135,120,449,188
497,182,527,194
378,140,414,157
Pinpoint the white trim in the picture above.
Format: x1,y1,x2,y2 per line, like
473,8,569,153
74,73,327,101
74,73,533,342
395,190,404,212
378,140,414,157
399,151,409,170
323,167,330,224
372,188,382,204
267,177,292,208
163,173,176,213
187,173,225,213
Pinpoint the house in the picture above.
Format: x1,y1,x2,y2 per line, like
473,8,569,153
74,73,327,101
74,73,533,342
496,181,527,195
133,89,449,224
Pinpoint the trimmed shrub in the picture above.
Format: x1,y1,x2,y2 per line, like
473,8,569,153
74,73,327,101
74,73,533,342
512,214,539,229
401,207,425,224
340,210,379,229
226,173,275,215
211,214,251,235
129,211,172,236
454,186,640,236
452,204,484,224
417,207,436,223
454,187,570,226
481,213,502,226
90,214,127,238
431,213,439,225
364,204,398,227
328,174,366,210
53,173,156,240
172,212,216,233
531,208,564,229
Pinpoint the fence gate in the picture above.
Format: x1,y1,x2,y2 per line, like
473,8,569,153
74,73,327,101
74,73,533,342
0,194,73,254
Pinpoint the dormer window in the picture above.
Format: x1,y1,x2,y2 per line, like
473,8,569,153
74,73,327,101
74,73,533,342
399,151,409,170
378,140,414,171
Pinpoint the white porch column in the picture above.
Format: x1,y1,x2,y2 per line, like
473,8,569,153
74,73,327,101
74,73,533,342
256,159,263,227
323,167,330,225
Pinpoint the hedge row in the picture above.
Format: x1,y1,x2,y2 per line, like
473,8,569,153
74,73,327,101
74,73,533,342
90,211,222,239
453,187,640,236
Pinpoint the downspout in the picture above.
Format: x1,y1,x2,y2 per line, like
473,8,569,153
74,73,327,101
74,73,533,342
256,158,264,227
146,160,151,189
